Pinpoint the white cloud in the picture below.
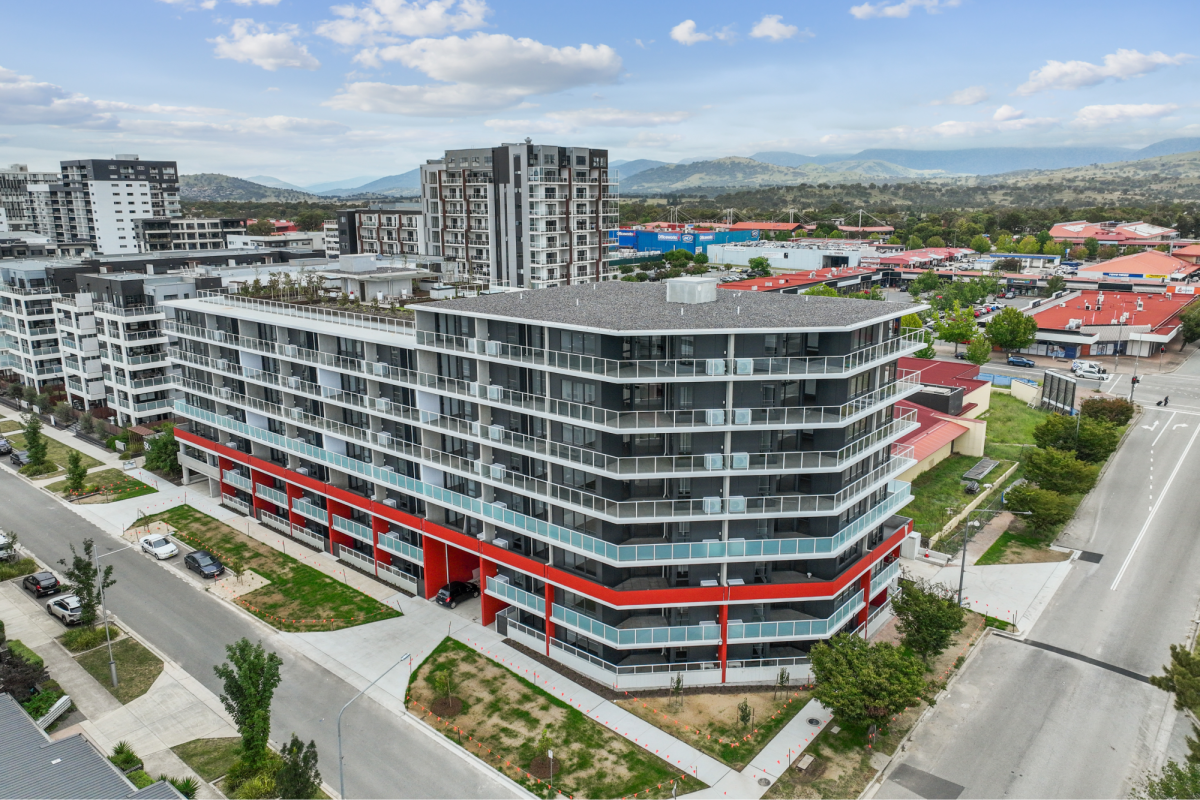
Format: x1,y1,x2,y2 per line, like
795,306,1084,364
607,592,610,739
485,107,691,135
1015,49,1193,95
627,132,683,148
850,0,959,20
328,33,621,115
670,20,711,45
750,15,805,41
820,113,1057,146
211,19,320,71
232,0,281,4
931,85,988,106
0,66,115,127
992,104,1023,121
122,115,350,139
201,0,217,7
1073,103,1180,128
317,0,488,47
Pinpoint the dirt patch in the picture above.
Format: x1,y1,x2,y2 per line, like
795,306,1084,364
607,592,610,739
998,543,1072,565
528,755,553,780
429,695,463,718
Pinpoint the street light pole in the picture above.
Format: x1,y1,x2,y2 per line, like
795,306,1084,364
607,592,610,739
92,545,118,687
338,655,408,800
958,506,1032,607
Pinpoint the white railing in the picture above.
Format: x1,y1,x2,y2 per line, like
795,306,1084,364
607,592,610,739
256,484,288,507
551,604,721,649
870,558,901,596
292,498,328,524
377,562,420,594
196,291,414,334
258,509,291,534
377,533,423,565
332,515,373,544
727,594,864,642
222,470,253,492
221,493,250,514
290,523,327,550
485,576,545,615
338,546,376,571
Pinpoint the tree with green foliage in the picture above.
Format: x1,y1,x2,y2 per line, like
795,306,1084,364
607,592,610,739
746,256,771,278
1080,396,1134,425
65,450,88,494
1181,304,1200,345
934,302,978,354
144,426,181,476
1016,236,1041,254
1046,275,1066,295
995,257,1022,272
993,234,1015,253
913,331,937,359
804,284,840,297
926,236,946,248
58,538,116,629
892,577,965,666
78,412,95,435
909,269,942,296
1083,237,1100,258
906,235,924,250
1150,643,1200,766
1035,230,1052,247
618,264,635,275
215,639,284,773
809,634,928,725
1043,240,1065,257
985,306,1039,351
1032,413,1121,463
964,334,993,366
1068,245,1088,261
22,385,37,405
1135,760,1200,799
1004,484,1076,532
1024,448,1098,495
901,313,923,330
53,401,74,427
969,234,991,254
292,209,328,233
692,251,709,265
22,413,48,471
1097,244,1119,260
664,248,693,263
275,734,321,800
247,220,276,236
849,287,885,301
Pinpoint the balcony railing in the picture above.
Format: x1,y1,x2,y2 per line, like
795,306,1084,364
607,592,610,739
551,605,721,649
332,515,374,544
485,576,545,615
92,303,160,319
290,523,328,550
377,562,420,594
128,352,166,366
256,484,288,507
258,510,291,535
222,470,253,492
292,498,328,525
338,546,376,571
727,593,864,643
221,493,250,515
377,534,424,565
194,291,414,334
133,399,171,413
545,633,720,677
870,558,901,596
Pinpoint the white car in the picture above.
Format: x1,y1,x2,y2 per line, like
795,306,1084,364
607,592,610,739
1072,359,1104,374
1076,367,1107,380
47,594,82,625
139,534,178,560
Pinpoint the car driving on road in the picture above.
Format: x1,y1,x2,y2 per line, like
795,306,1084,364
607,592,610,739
1076,366,1107,380
1007,355,1037,367
22,571,61,598
184,550,224,579
139,533,179,560
434,580,480,609
46,594,82,625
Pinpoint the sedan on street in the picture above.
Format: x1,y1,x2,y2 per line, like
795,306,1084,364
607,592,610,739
184,550,225,579
139,534,179,560
10,450,29,467
22,571,62,598
46,594,82,625
1007,355,1037,367
435,580,480,609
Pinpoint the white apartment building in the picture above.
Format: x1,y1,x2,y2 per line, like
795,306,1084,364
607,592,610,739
323,220,340,260
419,141,619,288
135,217,247,252
0,262,65,392
0,164,59,232
227,232,326,252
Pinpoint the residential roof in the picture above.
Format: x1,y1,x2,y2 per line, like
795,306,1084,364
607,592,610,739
1172,244,1200,257
728,222,802,232
429,280,917,333
718,266,877,292
0,693,181,800
898,357,989,393
1029,290,1196,332
895,401,971,462
1050,220,1178,242
1077,249,1194,276
877,248,975,266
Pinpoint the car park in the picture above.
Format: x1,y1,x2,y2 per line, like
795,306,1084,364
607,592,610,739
0,437,10,455
184,550,225,579
139,533,178,560
1007,355,1037,367
10,449,29,467
434,580,480,609
22,571,61,598
46,594,82,625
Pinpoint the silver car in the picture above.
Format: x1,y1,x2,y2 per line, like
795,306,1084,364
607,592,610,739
139,533,179,560
47,594,82,625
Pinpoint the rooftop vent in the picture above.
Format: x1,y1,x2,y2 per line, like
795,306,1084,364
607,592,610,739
665,276,718,304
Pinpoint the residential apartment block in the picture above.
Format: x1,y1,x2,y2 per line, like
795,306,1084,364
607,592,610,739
0,262,65,393
337,204,425,261
420,142,620,288
166,277,922,686
1,164,58,232
135,217,246,252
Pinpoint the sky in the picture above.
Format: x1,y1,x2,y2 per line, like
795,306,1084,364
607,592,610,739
1,0,1199,186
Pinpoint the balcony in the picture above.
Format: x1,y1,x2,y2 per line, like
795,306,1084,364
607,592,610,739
377,533,424,565
485,576,544,615
290,523,328,551
128,352,166,366
870,558,901,596
191,291,413,335
93,304,159,319
377,562,420,594
133,399,172,414
292,498,328,525
222,470,253,492
339,546,376,572
551,605,720,650
221,493,250,515
258,509,291,535
727,594,863,643
332,515,373,544
256,484,288,507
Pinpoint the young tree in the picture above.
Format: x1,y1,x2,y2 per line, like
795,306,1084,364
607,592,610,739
1046,275,1066,295
746,256,771,278
214,638,284,772
964,334,993,366
1004,484,1075,532
22,385,37,405
803,284,840,297
275,734,321,800
1097,244,1120,260
0,650,49,702
1032,414,1120,463
993,234,1014,253
934,302,978,354
1183,305,1200,346
1042,241,1065,257
809,635,927,725
926,235,946,248
914,330,938,359
969,234,991,254
906,235,924,250
144,425,181,476
5,382,22,400
1068,246,1088,261
985,306,1039,352
892,577,965,666
58,539,116,629
22,413,48,470
65,449,88,494
78,412,95,435
910,269,942,295
1016,236,1041,254
692,251,709,265
995,257,1022,272
1083,237,1100,259
1150,643,1200,765
1024,448,1098,495
53,401,74,427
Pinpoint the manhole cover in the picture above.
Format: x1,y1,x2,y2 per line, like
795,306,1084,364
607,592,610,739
758,778,771,787
807,717,823,726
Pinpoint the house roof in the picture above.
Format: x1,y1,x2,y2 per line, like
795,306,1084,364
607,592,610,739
898,357,988,393
1078,249,1194,276
877,248,975,266
837,225,895,233
896,401,971,462
719,266,877,292
1172,244,1200,257
728,222,802,232
1050,220,1177,242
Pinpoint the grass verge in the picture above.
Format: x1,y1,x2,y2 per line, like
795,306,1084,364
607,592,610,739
0,557,38,582
0,419,21,433
76,636,163,704
905,455,1012,535
410,637,704,800
46,468,157,502
141,505,400,632
5,431,102,479
172,738,241,783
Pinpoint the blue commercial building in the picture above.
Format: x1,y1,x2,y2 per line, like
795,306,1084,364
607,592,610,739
614,228,759,255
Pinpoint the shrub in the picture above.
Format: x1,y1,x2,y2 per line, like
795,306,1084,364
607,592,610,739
0,646,48,702
1025,447,1099,495
1080,397,1134,425
225,751,283,795
111,741,141,771
61,625,118,653
22,688,64,719
19,461,58,478
79,413,95,435
1032,413,1122,463
164,776,200,799
234,773,277,800
127,771,155,790
1005,484,1076,532
0,557,37,582
7,640,43,670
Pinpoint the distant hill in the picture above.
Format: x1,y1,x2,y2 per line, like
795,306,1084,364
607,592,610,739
318,169,421,197
180,174,318,202
952,148,1200,193
621,156,947,193
750,151,853,168
611,159,670,178
305,175,383,193
245,175,307,192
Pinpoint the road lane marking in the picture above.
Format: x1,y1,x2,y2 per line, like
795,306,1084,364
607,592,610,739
1152,412,1176,448
1112,421,1200,591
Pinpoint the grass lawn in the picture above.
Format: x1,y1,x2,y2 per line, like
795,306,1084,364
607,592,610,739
615,686,813,771
0,420,21,433
142,505,400,632
46,468,157,502
981,393,1047,459
5,431,103,478
904,454,988,535
75,636,163,704
410,637,704,800
172,738,241,782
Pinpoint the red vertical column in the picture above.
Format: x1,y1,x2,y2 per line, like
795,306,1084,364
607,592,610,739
479,557,502,627
422,537,449,600
719,603,729,685
858,567,873,628
249,469,270,518
543,583,555,657
372,514,390,573
285,482,304,532
217,456,234,497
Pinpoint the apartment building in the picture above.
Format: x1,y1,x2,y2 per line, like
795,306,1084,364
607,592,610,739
226,231,325,252
1,164,59,232
323,220,340,260
165,277,923,687
419,141,619,288
135,217,247,251
29,156,181,254
0,262,66,392
337,204,425,261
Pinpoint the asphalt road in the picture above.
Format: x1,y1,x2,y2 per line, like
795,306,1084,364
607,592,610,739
877,356,1200,798
0,471,519,800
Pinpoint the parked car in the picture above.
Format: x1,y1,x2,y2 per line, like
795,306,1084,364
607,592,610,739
0,531,16,563
955,351,968,360
1076,366,1107,380
22,571,61,598
0,437,10,455
10,449,29,467
46,594,82,625
139,533,178,560
434,580,480,609
1007,355,1037,367
184,550,225,579
1004,292,1016,299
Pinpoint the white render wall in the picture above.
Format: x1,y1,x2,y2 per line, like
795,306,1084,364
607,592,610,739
91,179,156,254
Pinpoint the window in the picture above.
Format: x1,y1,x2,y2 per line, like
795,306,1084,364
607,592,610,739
561,331,596,355
560,423,596,449
576,156,586,166
561,379,595,404
561,467,595,491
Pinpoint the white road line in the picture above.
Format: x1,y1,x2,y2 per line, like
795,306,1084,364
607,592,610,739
1112,422,1200,591
1152,412,1177,448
